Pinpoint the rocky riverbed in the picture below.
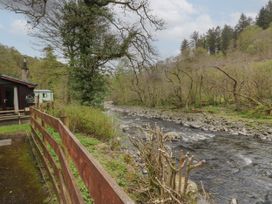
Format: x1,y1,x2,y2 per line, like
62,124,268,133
105,103,272,204
105,103,272,141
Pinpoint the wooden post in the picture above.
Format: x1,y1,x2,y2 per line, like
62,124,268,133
13,86,19,113
36,95,40,109
41,119,46,142
60,116,69,129
18,112,21,125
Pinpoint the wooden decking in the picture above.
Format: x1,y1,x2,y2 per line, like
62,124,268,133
0,109,30,125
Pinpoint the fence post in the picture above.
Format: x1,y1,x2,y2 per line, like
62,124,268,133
60,116,69,129
60,116,71,166
18,112,21,125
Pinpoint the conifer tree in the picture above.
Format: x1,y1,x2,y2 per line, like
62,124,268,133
235,13,252,33
190,31,199,48
207,28,216,55
256,1,272,29
215,26,222,53
221,25,234,55
181,39,190,54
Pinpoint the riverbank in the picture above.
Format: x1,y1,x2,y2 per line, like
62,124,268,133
107,103,272,203
105,102,272,141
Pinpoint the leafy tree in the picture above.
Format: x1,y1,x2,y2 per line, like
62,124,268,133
221,25,234,55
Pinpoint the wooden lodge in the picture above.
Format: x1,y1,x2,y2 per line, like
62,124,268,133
0,74,37,111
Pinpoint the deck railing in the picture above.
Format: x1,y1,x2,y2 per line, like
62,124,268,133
0,109,30,124
30,107,134,204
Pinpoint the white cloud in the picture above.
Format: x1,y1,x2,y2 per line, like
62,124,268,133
10,19,31,35
149,0,215,42
113,0,212,44
158,14,214,40
150,0,195,25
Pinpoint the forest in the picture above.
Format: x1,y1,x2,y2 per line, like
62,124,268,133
111,2,272,117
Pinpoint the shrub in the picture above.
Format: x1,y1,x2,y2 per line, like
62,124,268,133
55,105,117,141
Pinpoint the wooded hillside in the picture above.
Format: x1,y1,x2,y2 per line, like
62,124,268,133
110,1,272,116
0,44,68,102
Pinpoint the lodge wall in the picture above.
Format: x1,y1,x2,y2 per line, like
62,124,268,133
0,78,35,110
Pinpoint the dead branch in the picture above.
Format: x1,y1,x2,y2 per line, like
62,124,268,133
130,125,206,203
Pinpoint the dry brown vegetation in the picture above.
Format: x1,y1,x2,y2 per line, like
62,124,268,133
130,126,207,204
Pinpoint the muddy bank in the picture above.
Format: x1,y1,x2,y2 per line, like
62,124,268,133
0,137,54,204
105,103,272,141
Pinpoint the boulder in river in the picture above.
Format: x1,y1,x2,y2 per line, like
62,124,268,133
164,131,181,141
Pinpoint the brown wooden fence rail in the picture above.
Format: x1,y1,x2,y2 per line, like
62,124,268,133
30,107,134,204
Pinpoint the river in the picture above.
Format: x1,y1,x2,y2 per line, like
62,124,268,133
110,110,272,204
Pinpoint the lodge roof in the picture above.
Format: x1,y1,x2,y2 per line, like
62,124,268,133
0,74,37,88
34,89,52,93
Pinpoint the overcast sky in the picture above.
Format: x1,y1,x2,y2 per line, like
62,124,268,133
0,0,269,59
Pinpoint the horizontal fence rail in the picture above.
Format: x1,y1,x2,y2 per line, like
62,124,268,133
30,107,134,204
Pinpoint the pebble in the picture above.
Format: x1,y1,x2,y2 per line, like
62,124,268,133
142,169,148,174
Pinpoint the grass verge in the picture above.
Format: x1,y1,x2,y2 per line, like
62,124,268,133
49,104,117,141
200,105,272,125
46,128,139,203
0,124,30,135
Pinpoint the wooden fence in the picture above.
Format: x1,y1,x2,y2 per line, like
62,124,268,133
30,107,134,204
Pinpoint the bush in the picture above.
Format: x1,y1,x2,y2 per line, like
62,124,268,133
55,105,117,141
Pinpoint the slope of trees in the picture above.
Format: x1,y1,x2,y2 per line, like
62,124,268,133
0,44,24,77
178,0,272,58
0,44,68,102
110,1,272,114
179,13,253,57
110,24,272,114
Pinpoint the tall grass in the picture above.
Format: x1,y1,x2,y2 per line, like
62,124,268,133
53,105,117,141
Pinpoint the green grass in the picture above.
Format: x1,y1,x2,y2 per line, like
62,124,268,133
200,105,272,125
0,124,30,135
45,129,138,203
49,105,117,141
75,133,138,191
45,128,93,204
